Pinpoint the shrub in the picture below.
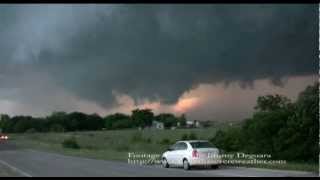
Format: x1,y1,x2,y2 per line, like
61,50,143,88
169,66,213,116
210,128,243,152
62,137,80,149
87,133,95,137
159,138,171,145
181,133,198,140
50,124,65,132
188,132,198,140
25,128,37,134
83,145,95,150
115,144,130,152
181,133,189,140
146,138,152,144
131,132,144,143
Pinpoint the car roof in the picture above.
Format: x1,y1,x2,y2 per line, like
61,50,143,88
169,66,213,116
176,140,209,143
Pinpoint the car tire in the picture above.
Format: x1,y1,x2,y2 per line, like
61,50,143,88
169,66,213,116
211,165,219,169
162,158,169,168
183,159,190,170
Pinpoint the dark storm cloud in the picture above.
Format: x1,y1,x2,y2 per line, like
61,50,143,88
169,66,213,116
0,4,317,109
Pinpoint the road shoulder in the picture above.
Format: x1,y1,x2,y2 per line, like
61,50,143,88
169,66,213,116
0,160,25,177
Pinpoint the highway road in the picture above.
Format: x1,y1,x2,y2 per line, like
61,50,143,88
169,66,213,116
0,142,317,177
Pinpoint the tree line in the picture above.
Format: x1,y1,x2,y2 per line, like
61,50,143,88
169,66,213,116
211,82,319,163
0,82,318,163
0,109,187,133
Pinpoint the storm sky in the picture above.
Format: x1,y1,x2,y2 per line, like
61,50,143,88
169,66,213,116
0,4,318,121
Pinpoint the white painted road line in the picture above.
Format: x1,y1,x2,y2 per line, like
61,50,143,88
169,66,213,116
0,159,32,177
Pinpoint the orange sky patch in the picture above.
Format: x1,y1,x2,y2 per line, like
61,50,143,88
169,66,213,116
173,97,200,113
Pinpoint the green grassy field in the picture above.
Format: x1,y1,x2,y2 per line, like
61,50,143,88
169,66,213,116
8,128,318,173
9,128,218,161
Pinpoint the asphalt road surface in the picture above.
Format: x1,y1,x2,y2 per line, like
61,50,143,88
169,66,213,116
0,142,317,177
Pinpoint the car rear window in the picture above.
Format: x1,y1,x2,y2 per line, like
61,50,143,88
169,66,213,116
190,141,215,148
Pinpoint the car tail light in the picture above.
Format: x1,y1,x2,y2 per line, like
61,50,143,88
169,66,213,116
192,150,199,158
0,135,8,140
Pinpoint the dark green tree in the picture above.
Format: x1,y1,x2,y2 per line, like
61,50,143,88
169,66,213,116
178,114,187,127
104,113,132,129
276,83,319,162
156,113,178,128
131,109,154,128
255,94,291,112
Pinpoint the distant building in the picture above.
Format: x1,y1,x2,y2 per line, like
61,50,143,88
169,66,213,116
195,121,201,128
186,120,201,128
186,120,194,128
152,121,164,130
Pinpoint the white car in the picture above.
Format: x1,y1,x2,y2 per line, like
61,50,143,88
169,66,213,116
161,140,221,170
